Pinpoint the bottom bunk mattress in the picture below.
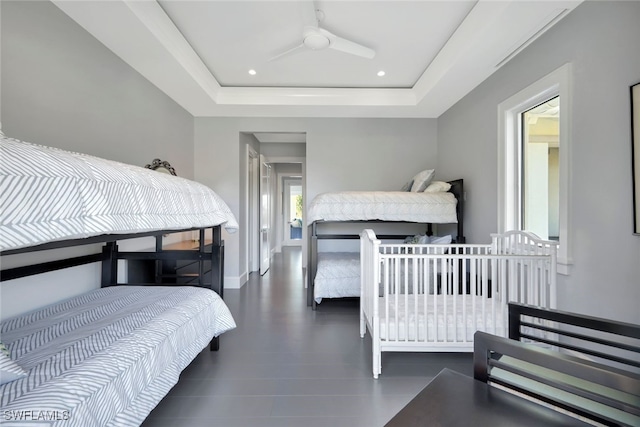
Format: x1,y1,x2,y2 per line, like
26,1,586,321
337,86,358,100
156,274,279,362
378,295,505,342
0,285,236,426
314,252,360,303
314,252,433,303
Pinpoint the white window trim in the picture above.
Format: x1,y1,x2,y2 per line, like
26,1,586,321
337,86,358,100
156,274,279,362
498,63,573,275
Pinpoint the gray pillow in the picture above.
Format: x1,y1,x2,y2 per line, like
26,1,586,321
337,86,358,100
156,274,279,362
400,180,414,191
410,169,435,192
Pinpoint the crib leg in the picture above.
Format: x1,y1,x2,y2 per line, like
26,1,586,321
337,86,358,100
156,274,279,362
359,309,366,338
372,341,380,379
373,355,379,379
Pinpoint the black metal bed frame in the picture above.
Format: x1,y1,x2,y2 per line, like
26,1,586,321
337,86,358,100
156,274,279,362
0,225,225,351
473,303,640,426
307,179,465,308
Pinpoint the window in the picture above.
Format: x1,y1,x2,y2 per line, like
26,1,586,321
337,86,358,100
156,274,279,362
498,64,572,274
521,96,560,240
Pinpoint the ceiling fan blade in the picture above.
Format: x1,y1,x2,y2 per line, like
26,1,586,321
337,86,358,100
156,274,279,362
320,28,375,59
269,43,305,62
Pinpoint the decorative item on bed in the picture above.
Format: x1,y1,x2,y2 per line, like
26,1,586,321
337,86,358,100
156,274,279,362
306,173,464,308
145,157,177,176
360,229,558,379
0,134,238,426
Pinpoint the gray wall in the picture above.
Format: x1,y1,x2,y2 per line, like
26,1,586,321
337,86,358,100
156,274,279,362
0,0,194,319
1,0,194,177
194,117,438,287
437,1,640,324
261,142,306,159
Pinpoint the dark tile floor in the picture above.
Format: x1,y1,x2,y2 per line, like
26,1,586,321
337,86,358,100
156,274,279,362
142,247,472,426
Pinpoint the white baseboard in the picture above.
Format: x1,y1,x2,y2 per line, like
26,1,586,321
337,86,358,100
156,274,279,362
224,274,246,289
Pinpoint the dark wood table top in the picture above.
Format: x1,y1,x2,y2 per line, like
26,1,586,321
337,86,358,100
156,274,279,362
385,368,591,427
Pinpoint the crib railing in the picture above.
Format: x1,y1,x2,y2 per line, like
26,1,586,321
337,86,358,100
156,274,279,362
360,229,559,378
491,230,558,309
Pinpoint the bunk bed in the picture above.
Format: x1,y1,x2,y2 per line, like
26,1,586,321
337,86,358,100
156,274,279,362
307,178,464,308
0,135,239,426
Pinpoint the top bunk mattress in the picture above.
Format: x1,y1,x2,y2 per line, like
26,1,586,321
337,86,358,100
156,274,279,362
0,136,239,251
307,191,458,224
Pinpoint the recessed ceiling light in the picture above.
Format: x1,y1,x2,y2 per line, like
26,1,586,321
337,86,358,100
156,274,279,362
377,70,385,77
248,69,257,75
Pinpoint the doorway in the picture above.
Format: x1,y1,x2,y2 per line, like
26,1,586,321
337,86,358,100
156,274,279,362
282,176,303,247
244,132,306,285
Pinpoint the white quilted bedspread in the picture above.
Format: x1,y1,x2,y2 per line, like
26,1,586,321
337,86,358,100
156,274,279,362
307,191,457,224
379,295,505,342
0,137,239,251
314,252,360,303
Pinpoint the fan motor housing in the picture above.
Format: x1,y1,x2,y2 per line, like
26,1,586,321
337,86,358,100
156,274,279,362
303,32,330,50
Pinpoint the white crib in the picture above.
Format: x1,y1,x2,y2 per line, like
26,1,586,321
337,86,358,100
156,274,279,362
359,229,558,379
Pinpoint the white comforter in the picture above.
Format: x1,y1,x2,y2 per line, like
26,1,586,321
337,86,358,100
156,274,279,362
314,252,360,303
307,190,457,224
0,137,239,251
0,286,236,426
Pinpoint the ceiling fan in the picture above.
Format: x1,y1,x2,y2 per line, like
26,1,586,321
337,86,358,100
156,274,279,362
270,1,376,61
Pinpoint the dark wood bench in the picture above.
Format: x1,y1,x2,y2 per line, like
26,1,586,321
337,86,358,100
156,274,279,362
387,303,640,426
473,303,640,426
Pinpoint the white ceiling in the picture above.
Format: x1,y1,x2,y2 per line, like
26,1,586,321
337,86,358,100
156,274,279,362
52,0,583,118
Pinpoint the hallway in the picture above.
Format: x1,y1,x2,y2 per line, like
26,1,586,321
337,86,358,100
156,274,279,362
144,247,472,426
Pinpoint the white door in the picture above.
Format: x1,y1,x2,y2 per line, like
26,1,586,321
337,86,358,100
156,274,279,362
248,147,259,273
259,157,271,275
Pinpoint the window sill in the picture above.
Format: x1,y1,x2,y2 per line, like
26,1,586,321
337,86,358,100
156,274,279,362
557,258,573,276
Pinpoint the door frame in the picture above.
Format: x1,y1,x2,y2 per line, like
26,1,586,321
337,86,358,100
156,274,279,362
267,156,306,267
259,156,272,275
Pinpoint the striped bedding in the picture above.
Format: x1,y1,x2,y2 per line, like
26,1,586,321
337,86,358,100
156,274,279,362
0,136,239,252
0,286,236,426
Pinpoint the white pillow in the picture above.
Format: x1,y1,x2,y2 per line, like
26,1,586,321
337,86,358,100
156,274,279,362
0,343,27,385
409,169,435,192
423,181,451,193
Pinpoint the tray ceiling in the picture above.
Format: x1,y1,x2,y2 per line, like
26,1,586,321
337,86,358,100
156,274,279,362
52,0,583,118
